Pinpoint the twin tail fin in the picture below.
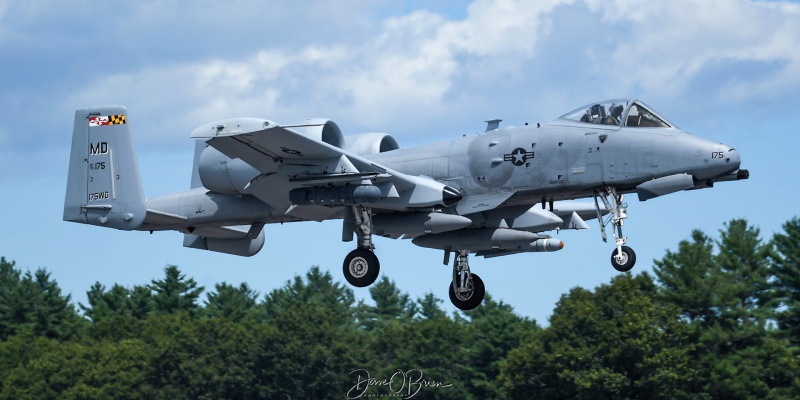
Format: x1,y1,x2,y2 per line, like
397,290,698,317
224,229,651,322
63,106,146,230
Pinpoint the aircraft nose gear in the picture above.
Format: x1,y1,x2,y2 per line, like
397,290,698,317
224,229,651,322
342,206,380,287
448,250,485,310
595,186,637,272
610,245,636,272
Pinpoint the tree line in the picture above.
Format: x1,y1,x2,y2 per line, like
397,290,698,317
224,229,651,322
1,218,799,399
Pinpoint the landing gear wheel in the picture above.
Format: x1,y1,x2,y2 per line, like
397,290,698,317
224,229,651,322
343,248,380,287
610,246,636,272
449,273,485,311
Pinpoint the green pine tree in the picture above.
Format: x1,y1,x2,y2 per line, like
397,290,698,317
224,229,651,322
771,217,800,344
149,265,203,316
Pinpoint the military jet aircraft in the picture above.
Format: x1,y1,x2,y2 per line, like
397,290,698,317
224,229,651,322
64,99,748,310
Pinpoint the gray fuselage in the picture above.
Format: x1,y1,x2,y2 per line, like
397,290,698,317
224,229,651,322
367,119,739,208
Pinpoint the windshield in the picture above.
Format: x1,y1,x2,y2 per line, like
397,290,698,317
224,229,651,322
560,100,628,127
559,99,673,128
624,103,670,127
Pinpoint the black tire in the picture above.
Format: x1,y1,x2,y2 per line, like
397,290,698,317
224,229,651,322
610,246,636,272
343,248,380,287
449,273,486,311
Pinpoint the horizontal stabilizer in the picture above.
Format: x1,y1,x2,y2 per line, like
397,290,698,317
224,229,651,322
189,225,252,239
142,209,187,226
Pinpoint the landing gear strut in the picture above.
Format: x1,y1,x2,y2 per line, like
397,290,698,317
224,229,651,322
342,206,380,287
595,186,636,272
447,250,485,310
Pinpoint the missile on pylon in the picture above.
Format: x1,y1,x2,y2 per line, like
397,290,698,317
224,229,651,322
411,228,543,251
475,238,565,258
373,212,472,237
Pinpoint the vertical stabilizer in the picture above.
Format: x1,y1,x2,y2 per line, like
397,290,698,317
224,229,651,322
189,139,206,189
63,106,146,230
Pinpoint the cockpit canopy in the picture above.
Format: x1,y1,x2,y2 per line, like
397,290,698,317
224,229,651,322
559,99,673,128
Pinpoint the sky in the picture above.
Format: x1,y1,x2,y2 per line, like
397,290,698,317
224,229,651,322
1,0,799,325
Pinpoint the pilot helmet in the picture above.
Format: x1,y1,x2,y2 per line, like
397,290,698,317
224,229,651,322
590,104,606,120
610,104,623,118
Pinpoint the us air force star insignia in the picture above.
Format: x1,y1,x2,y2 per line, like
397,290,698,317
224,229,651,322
503,147,534,166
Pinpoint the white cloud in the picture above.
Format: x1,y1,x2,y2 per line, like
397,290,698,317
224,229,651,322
65,0,572,142
451,0,569,56
584,0,800,101
48,0,800,151
0,0,13,43
64,48,337,144
335,0,570,127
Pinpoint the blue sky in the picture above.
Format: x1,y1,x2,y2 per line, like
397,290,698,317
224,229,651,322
1,0,799,324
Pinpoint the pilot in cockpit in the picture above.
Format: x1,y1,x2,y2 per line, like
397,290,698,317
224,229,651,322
608,103,623,125
580,104,620,125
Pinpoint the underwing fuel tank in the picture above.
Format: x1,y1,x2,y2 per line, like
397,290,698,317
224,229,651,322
374,212,472,236
412,228,543,251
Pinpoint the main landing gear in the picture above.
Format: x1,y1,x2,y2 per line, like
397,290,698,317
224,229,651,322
444,250,485,310
342,206,380,287
341,206,486,310
595,186,637,272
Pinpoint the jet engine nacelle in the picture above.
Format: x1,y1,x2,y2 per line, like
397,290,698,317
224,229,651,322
343,132,400,156
193,117,347,194
283,118,345,148
197,146,259,194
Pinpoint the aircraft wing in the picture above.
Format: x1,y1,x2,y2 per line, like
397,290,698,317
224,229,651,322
191,118,461,217
455,191,515,215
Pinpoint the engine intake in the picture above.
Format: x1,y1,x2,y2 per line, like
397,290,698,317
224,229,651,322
343,132,400,156
283,118,345,148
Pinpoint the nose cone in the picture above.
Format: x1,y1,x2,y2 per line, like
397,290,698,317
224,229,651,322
726,147,741,169
693,140,743,180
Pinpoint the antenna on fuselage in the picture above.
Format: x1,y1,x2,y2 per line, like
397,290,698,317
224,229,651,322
485,119,502,132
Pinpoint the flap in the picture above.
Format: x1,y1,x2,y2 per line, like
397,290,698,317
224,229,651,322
143,209,187,226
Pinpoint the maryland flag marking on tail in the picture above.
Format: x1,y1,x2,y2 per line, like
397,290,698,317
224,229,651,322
89,114,126,126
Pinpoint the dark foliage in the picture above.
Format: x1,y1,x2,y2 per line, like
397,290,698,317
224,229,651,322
2,218,800,399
